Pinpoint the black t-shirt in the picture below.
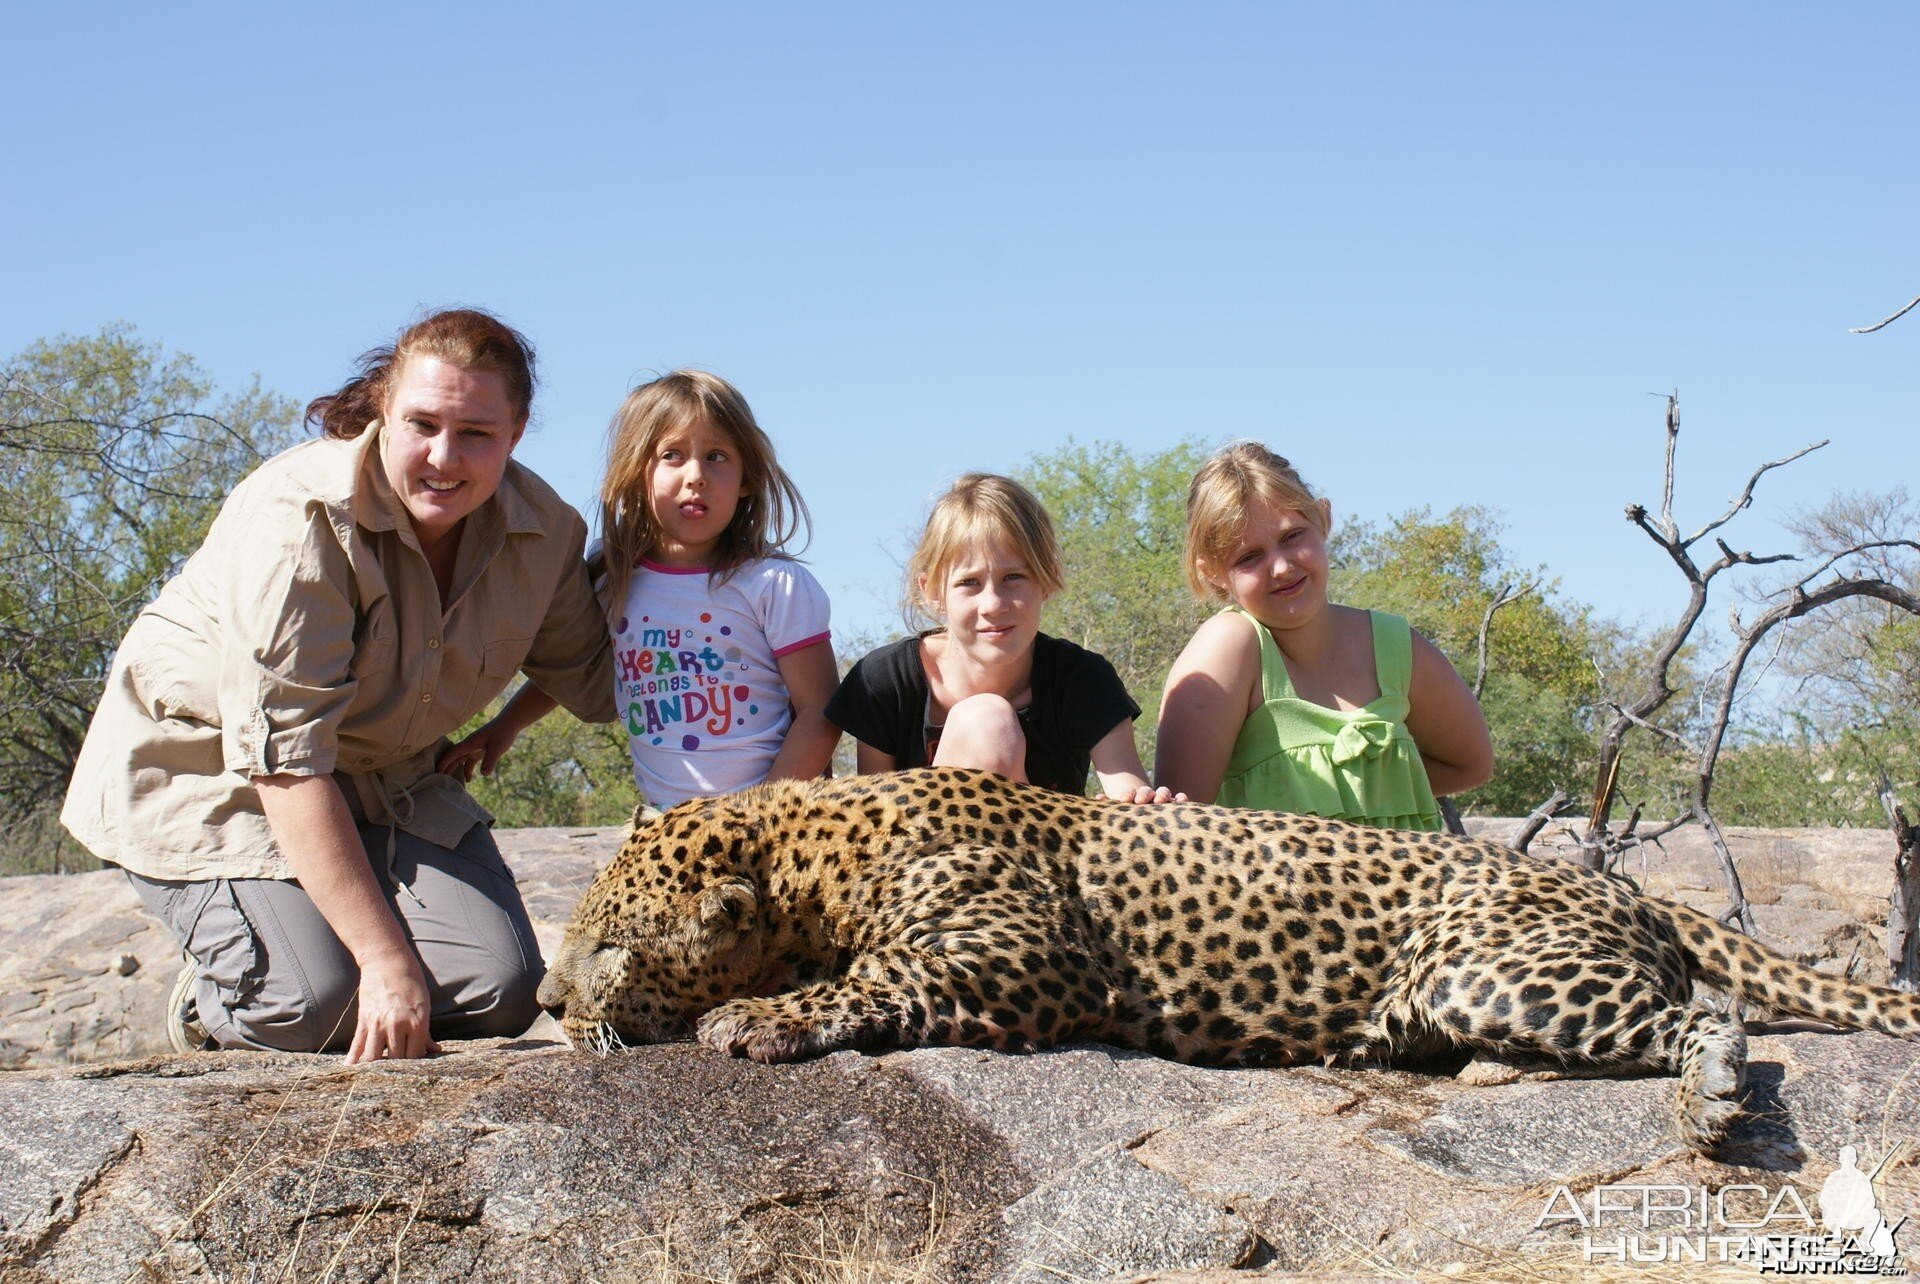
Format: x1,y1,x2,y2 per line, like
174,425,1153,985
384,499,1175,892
825,632,1141,795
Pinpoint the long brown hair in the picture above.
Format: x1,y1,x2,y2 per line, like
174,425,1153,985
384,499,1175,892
305,308,537,439
599,370,810,604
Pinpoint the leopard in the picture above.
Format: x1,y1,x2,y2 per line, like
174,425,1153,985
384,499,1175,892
536,767,1920,1152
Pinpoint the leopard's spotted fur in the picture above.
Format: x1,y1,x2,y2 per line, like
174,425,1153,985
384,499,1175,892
537,769,1920,1151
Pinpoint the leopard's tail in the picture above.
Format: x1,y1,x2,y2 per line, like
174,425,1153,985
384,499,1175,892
1659,899,1919,1037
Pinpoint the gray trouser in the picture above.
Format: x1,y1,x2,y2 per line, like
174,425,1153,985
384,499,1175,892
130,820,543,1053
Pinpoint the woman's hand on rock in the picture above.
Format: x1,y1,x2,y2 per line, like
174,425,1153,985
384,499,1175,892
346,953,440,1064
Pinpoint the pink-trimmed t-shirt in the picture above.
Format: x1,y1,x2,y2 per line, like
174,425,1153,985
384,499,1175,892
609,555,831,809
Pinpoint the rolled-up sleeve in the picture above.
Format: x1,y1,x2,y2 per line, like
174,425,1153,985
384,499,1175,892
519,515,617,723
213,492,359,778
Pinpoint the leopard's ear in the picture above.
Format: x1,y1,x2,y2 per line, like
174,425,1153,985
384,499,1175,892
695,878,758,945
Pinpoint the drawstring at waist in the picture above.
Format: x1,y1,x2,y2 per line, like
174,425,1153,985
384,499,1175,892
337,751,491,897
364,771,427,907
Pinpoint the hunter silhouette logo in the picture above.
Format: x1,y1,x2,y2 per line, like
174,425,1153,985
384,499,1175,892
1818,1145,1903,1264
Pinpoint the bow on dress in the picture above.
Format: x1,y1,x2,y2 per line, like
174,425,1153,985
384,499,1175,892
1330,716,1398,764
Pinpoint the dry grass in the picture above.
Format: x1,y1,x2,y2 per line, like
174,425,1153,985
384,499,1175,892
121,1015,431,1284
1723,837,1783,909
765,1170,949,1284
613,1178,950,1284
615,1220,731,1284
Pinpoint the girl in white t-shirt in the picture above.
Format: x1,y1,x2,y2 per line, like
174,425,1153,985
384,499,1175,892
442,371,838,809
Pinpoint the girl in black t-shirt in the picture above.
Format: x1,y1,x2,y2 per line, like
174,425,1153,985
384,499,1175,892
826,473,1178,801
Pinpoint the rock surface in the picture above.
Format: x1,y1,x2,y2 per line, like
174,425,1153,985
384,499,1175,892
2,821,1916,1280
1,1034,1915,1281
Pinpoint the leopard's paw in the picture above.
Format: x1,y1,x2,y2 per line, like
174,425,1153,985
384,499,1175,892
697,998,835,1063
1676,1089,1743,1153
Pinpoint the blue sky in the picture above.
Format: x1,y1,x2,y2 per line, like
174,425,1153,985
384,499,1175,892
5,4,1915,652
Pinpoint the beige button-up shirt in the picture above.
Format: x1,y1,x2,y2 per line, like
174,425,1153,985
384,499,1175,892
61,428,616,881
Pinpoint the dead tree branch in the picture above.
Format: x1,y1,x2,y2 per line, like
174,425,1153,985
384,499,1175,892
1472,580,1535,701
1700,578,1920,829
1511,789,1571,854
1685,441,1827,550
1878,775,1919,993
1797,539,1920,587
1604,702,1694,753
1850,295,1920,335
1651,570,1914,935
1843,725,1920,994
1568,394,1920,945
1589,396,1817,849
1435,580,1538,839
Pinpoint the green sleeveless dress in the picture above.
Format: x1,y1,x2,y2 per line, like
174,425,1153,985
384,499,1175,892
1216,608,1443,831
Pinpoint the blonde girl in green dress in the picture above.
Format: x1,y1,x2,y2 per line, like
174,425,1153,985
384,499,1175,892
1154,443,1492,829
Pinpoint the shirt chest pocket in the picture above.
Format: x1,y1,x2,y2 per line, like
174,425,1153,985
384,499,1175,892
460,635,533,715
349,617,397,681
345,604,398,718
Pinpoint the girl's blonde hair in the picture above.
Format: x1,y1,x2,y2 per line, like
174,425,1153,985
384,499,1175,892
599,370,810,604
906,473,1064,627
1183,442,1327,600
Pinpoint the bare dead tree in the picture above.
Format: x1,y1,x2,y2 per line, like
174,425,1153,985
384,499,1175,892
1840,723,1920,994
1843,298,1920,985
1880,780,1920,993
1655,560,1919,933
1553,394,1920,945
1580,396,1812,856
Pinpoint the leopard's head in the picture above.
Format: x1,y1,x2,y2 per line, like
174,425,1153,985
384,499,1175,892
537,799,763,1052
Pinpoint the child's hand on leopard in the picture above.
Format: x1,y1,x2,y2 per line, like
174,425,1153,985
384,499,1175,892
1115,785,1188,806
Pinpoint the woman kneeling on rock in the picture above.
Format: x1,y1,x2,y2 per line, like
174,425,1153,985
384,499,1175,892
60,309,614,1063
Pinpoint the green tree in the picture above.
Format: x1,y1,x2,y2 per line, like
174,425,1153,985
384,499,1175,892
0,326,299,871
455,685,637,828
1705,719,1916,828
1018,439,1215,764
1330,505,1629,814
